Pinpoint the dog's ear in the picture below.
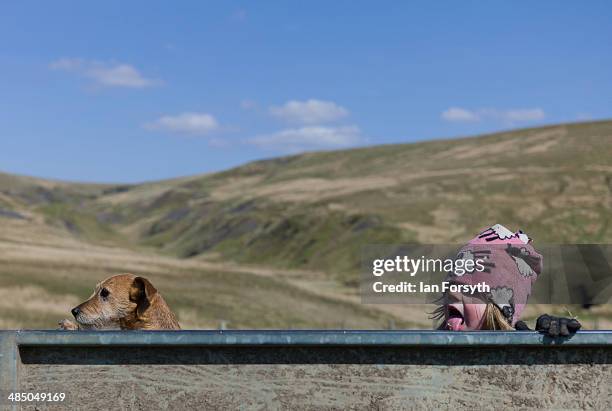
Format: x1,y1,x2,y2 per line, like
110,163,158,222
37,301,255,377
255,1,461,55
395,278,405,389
129,277,158,318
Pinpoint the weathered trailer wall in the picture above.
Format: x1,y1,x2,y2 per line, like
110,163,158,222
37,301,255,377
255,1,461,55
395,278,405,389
1,331,611,410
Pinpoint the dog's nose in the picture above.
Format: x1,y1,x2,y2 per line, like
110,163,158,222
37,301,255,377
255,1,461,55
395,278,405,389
71,307,81,318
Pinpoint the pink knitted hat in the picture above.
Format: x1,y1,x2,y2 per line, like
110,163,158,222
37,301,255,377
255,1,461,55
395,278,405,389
448,224,542,325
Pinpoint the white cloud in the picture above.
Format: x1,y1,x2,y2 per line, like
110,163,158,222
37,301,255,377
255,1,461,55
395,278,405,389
145,112,219,135
442,107,545,124
269,99,349,124
240,99,258,110
248,125,363,152
441,107,480,122
50,58,158,88
49,58,83,71
493,108,545,123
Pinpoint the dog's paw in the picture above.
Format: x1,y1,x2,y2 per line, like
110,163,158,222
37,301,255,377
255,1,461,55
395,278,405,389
58,319,79,330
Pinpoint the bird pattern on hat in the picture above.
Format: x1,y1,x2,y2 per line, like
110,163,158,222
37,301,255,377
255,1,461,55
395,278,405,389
447,224,542,325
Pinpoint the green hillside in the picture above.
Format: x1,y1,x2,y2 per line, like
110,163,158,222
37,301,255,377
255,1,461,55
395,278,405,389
89,120,612,283
1,120,611,329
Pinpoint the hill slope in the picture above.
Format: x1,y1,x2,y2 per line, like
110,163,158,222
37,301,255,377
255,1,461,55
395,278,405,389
1,120,611,328
96,120,612,283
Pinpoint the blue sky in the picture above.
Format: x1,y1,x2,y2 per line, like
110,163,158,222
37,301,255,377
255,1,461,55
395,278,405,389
1,1,611,183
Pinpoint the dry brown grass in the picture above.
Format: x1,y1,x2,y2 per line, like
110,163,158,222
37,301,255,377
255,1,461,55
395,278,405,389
0,228,415,329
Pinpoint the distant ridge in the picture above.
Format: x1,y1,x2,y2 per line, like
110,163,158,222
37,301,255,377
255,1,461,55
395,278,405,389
1,120,611,284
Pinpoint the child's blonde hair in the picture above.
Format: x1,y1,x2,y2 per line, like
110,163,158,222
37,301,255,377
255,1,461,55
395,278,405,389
481,302,514,330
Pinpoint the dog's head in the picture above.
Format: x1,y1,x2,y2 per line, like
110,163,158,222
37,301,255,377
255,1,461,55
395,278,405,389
71,274,158,328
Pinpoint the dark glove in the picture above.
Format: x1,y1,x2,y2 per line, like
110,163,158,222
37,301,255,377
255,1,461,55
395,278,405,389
514,320,531,331
535,314,581,337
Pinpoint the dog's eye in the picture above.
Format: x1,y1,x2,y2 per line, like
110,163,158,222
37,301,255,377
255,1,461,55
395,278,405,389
100,288,110,298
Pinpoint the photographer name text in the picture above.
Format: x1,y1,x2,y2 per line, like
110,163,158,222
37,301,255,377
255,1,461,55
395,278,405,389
372,281,490,294
370,255,489,295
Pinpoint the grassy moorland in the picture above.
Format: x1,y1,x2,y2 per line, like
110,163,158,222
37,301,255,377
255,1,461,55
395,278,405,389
0,120,611,329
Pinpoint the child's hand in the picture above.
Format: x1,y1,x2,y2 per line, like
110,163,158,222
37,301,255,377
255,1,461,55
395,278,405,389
535,314,581,336
515,315,582,336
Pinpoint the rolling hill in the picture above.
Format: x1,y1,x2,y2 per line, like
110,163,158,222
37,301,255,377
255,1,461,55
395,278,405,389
1,120,611,329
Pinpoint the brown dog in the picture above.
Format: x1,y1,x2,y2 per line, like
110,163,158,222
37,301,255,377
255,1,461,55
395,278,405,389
59,274,180,330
